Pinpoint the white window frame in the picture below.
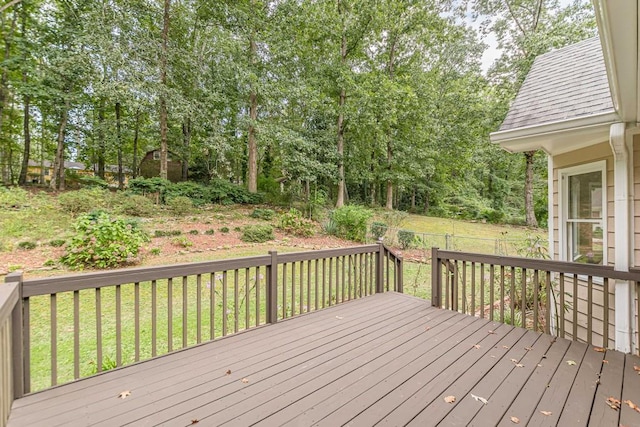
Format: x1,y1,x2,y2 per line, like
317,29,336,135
558,160,607,265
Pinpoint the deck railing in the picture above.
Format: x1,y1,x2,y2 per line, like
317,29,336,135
0,274,20,427
431,248,640,351
1,243,401,404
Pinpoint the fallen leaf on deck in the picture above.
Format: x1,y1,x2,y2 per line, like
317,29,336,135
191,420,199,425
473,344,481,349
510,358,518,363
623,400,640,413
606,397,621,410
335,316,344,320
594,347,606,353
444,395,456,404
515,363,524,368
471,394,488,405
634,365,640,373
566,360,577,366
524,347,532,351
424,326,431,331
540,411,552,416
502,345,510,349
117,390,131,399
510,416,520,423
488,330,496,334
602,360,609,364
225,369,231,375
241,378,249,383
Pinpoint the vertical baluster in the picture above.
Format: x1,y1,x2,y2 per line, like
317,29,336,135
23,298,31,393
314,260,319,311
234,270,239,333
168,278,173,352
559,274,565,338
479,263,485,318
471,262,476,316
545,271,551,335
282,264,287,318
462,262,467,314
364,254,369,297
587,275,593,345
73,290,79,379
329,258,333,306
510,268,515,326
255,266,261,325
500,265,505,323
299,262,304,312
572,274,578,341
196,275,202,343
307,260,312,311
135,282,140,361
322,258,327,308
342,256,346,302
151,281,156,356
51,294,57,386
453,261,459,312
291,263,296,316
521,269,527,330
489,265,494,321
182,276,188,348
222,271,228,336
444,261,450,311
386,253,390,292
603,277,609,347
348,255,352,300
533,270,539,332
210,273,215,340
245,268,250,327
116,284,122,365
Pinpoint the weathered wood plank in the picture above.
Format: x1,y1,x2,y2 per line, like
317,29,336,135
588,349,623,427
619,353,640,427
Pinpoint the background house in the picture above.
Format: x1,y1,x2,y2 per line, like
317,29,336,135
138,149,183,183
27,160,131,187
491,1,638,353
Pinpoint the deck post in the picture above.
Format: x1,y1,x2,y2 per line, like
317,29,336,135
431,248,441,308
376,240,384,294
6,272,24,399
397,256,403,293
267,251,278,324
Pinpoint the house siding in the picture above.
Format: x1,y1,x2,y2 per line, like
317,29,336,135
552,142,615,348
634,134,640,267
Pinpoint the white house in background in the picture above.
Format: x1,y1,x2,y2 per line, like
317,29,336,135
490,1,638,353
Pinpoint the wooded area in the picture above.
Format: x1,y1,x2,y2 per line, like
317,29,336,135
0,0,595,225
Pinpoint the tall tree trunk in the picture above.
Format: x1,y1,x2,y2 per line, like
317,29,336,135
0,9,16,148
50,99,70,191
18,73,30,185
96,99,105,179
132,109,140,178
115,102,124,189
159,0,171,180
39,111,45,184
247,5,258,193
182,117,191,181
385,34,397,211
335,0,347,208
524,150,538,227
411,187,416,211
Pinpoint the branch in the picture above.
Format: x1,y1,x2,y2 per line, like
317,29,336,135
0,0,22,14
533,0,543,31
504,0,528,38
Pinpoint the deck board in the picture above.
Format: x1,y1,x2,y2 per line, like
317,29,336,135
8,292,640,427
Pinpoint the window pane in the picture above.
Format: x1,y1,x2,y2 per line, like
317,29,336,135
568,171,602,220
569,222,603,264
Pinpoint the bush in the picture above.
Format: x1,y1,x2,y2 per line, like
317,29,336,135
61,211,148,269
17,241,37,250
58,189,107,215
207,179,264,205
397,230,415,249
127,177,171,198
167,196,194,215
78,175,109,189
220,227,230,233
49,239,66,247
330,205,373,242
171,236,192,248
164,181,210,206
0,187,29,209
321,219,338,236
250,208,276,220
277,209,315,237
370,222,388,241
205,229,215,235
241,225,274,243
189,229,199,235
116,194,156,217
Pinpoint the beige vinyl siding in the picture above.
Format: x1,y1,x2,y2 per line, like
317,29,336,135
552,142,615,348
634,134,640,267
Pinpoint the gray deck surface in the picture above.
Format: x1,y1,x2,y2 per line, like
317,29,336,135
8,292,640,426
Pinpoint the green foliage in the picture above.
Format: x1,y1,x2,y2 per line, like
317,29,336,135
154,229,182,237
220,227,230,233
189,229,199,235
115,195,156,217
0,187,30,209
18,241,37,250
167,196,194,215
205,229,215,235
250,208,276,220
127,177,171,197
150,248,161,256
277,209,315,237
207,179,264,205
370,222,388,240
330,205,373,242
61,212,148,269
397,230,416,249
241,225,275,243
171,236,193,248
49,239,66,247
58,189,107,215
321,219,338,236
43,259,56,267
78,176,109,189
164,182,210,206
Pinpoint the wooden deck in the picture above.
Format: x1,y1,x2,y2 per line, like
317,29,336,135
8,292,640,426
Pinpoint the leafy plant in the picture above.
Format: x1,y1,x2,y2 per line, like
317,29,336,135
205,229,215,235
17,241,37,250
58,189,107,215
0,187,29,209
241,225,274,243
49,239,66,247
370,222,388,241
321,219,338,236
149,248,161,255
277,208,315,237
330,205,372,242
189,229,199,235
397,230,415,249
61,211,148,269
115,195,156,217
171,236,193,248
250,208,276,220
78,175,109,189
167,196,194,215
220,227,230,233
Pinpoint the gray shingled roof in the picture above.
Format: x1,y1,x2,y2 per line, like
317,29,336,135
499,37,615,132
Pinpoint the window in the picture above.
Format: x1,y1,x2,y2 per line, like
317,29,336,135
153,151,160,160
560,161,606,265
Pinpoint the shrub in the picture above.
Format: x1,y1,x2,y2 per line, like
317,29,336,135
61,211,148,269
43,259,56,267
171,236,192,248
241,225,274,243
154,230,167,237
250,208,275,220
127,177,171,198
150,248,161,256
207,179,264,205
78,175,108,189
330,205,373,242
167,196,194,215
189,229,199,235
205,229,215,235
370,222,388,241
49,239,66,247
321,219,338,236
18,241,37,250
116,195,156,217
233,226,241,232
277,209,315,237
220,227,230,233
58,188,107,215
397,230,415,249
0,187,29,209
164,181,210,206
